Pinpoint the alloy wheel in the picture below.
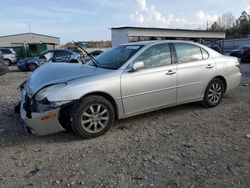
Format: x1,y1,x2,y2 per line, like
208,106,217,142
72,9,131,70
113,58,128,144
80,104,109,133
208,82,222,104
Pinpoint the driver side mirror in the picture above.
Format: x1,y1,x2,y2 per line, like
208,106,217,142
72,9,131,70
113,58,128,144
130,61,144,72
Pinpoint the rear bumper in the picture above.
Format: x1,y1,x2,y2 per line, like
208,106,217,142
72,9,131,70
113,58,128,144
20,91,65,135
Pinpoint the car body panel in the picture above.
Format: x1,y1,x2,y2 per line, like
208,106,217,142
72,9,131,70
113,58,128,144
213,56,241,92
18,40,241,136
20,90,65,135
176,58,216,103
121,64,177,115
25,63,99,97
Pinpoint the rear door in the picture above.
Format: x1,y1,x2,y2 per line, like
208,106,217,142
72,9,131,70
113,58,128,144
173,43,216,103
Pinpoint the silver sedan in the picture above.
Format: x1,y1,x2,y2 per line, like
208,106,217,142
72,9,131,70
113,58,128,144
17,40,241,138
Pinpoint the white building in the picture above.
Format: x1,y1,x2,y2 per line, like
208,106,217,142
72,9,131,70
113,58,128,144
111,26,225,47
0,32,60,49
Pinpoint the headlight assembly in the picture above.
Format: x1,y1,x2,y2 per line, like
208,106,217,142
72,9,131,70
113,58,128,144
34,83,66,101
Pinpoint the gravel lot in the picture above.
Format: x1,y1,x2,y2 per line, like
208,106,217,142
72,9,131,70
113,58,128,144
0,64,249,188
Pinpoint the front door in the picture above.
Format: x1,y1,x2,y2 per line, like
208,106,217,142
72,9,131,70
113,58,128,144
121,43,177,116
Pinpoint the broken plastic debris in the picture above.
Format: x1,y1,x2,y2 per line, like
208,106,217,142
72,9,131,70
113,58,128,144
246,134,250,139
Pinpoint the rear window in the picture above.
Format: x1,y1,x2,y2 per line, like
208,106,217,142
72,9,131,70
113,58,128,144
174,43,203,63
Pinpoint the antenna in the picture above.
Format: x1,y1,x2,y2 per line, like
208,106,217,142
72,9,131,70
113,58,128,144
28,24,31,33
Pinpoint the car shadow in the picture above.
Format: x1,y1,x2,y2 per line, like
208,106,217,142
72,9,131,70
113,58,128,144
0,91,237,148
0,102,205,147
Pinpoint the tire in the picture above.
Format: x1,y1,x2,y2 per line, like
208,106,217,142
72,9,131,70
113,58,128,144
14,102,21,115
72,95,115,138
4,59,11,66
28,63,38,71
202,78,225,107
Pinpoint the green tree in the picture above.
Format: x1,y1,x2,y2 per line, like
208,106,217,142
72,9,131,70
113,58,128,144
235,11,250,37
210,21,221,31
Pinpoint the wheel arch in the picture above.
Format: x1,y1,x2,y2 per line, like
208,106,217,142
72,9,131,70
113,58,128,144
213,75,227,93
3,58,11,64
80,91,119,119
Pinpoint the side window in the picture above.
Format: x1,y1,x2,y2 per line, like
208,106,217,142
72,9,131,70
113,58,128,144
54,51,71,62
201,48,209,59
44,52,54,62
174,43,203,63
1,49,12,54
134,43,172,69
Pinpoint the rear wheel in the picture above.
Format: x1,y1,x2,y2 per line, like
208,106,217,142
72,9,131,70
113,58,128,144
202,78,225,107
72,95,115,138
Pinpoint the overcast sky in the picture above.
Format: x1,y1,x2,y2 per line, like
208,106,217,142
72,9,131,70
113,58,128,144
0,0,249,43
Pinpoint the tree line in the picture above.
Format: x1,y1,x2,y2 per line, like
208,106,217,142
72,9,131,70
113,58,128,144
209,11,250,38
62,40,111,49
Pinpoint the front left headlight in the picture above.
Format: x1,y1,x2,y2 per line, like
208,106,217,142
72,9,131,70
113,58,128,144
34,83,67,101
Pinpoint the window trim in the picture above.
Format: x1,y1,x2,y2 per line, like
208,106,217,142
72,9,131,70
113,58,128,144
172,43,209,64
200,48,209,60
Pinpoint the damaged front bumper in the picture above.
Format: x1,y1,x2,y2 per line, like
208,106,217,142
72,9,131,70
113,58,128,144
19,90,67,136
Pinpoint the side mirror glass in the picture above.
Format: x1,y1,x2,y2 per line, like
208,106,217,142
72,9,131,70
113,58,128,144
131,61,144,72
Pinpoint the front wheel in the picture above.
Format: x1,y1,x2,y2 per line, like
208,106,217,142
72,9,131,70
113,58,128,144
4,59,11,66
28,63,38,71
202,78,225,107
72,95,115,138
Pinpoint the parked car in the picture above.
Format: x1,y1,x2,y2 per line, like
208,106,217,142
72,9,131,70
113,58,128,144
0,51,8,76
229,45,250,62
83,50,104,62
89,49,104,56
0,48,18,65
16,40,241,138
17,49,83,71
207,43,222,53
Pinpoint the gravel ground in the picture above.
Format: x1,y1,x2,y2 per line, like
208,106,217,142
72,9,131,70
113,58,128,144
0,64,249,188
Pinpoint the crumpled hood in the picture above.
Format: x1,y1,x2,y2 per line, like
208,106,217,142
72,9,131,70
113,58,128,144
24,63,107,97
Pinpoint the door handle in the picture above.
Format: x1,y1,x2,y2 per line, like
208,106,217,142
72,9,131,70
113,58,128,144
206,64,214,69
166,70,176,75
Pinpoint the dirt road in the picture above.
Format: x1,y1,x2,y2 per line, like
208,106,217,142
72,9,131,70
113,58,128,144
0,65,249,188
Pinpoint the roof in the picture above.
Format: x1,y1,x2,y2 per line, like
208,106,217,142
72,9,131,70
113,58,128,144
111,26,225,34
42,48,79,54
121,40,203,46
0,32,60,39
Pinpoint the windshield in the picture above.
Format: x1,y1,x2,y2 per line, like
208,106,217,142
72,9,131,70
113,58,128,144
86,45,143,69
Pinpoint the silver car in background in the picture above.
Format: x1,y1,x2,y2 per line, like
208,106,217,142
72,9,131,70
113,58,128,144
17,40,241,138
0,48,18,65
